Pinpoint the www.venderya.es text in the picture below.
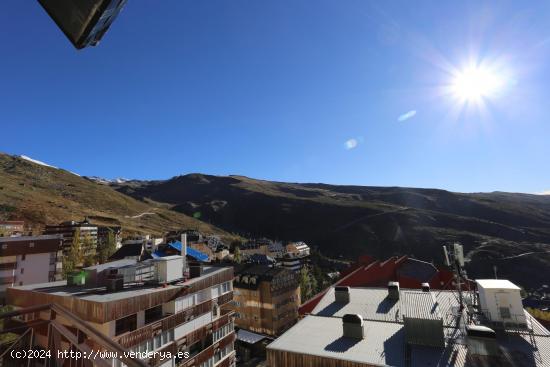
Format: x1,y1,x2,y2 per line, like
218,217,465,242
11,350,190,360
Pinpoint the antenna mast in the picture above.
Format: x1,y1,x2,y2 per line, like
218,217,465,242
443,243,465,311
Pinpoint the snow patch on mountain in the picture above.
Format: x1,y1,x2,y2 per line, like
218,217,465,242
87,176,130,184
18,155,81,176
19,155,58,169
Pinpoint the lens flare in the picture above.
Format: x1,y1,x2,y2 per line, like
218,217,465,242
451,66,504,102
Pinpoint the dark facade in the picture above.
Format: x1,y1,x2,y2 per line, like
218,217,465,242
43,218,98,256
229,265,300,336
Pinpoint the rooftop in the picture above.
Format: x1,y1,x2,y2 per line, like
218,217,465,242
269,285,550,366
7,265,234,324
0,234,62,243
109,243,150,261
12,265,224,302
312,287,464,326
476,279,522,290
236,329,270,345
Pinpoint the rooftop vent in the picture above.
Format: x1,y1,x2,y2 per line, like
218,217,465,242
342,314,364,339
335,286,350,303
189,262,203,279
388,281,400,300
466,325,500,357
421,283,430,292
106,274,124,292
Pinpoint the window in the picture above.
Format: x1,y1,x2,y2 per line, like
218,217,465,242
500,307,511,319
115,314,137,336
145,305,163,324
21,254,26,261
221,281,231,293
154,334,162,349
20,268,24,274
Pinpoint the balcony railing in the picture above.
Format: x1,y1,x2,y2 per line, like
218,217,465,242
114,292,233,349
175,332,236,367
147,312,235,367
0,276,15,285
0,262,17,271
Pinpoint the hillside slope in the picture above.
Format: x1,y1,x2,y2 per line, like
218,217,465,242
0,154,230,238
113,174,550,290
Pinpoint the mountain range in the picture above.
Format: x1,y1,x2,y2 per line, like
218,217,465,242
109,174,550,290
1,152,549,290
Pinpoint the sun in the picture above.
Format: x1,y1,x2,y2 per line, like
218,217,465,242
451,66,504,102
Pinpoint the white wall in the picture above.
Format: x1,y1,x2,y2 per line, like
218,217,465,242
174,312,212,340
479,288,526,325
15,253,53,286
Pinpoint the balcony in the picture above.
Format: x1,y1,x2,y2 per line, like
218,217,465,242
114,292,234,349
173,332,236,367
145,312,235,367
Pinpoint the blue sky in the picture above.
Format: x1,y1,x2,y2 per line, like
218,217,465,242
1,1,550,193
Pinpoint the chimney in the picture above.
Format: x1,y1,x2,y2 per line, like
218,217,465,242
181,233,188,257
388,281,400,300
342,314,364,339
335,286,350,303
421,283,430,292
181,233,188,274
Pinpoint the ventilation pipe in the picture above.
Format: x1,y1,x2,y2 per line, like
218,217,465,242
335,286,351,303
181,233,188,274
342,314,364,339
388,281,400,300
466,325,499,357
421,283,431,292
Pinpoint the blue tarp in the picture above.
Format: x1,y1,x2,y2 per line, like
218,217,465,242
165,241,209,262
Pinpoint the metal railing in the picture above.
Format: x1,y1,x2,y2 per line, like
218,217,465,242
0,304,148,367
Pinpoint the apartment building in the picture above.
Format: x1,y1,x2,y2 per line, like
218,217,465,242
268,281,550,367
229,265,300,336
43,218,98,255
6,256,236,367
0,234,63,302
279,242,310,273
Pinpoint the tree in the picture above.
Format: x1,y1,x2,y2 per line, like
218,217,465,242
233,246,242,264
97,230,116,264
82,233,96,267
63,229,83,278
230,239,242,252
299,266,315,303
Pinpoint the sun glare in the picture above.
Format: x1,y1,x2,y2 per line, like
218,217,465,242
451,66,503,102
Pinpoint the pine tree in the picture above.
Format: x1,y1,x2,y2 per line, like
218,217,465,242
233,246,242,264
63,229,83,278
299,266,313,303
82,233,96,266
97,230,117,263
